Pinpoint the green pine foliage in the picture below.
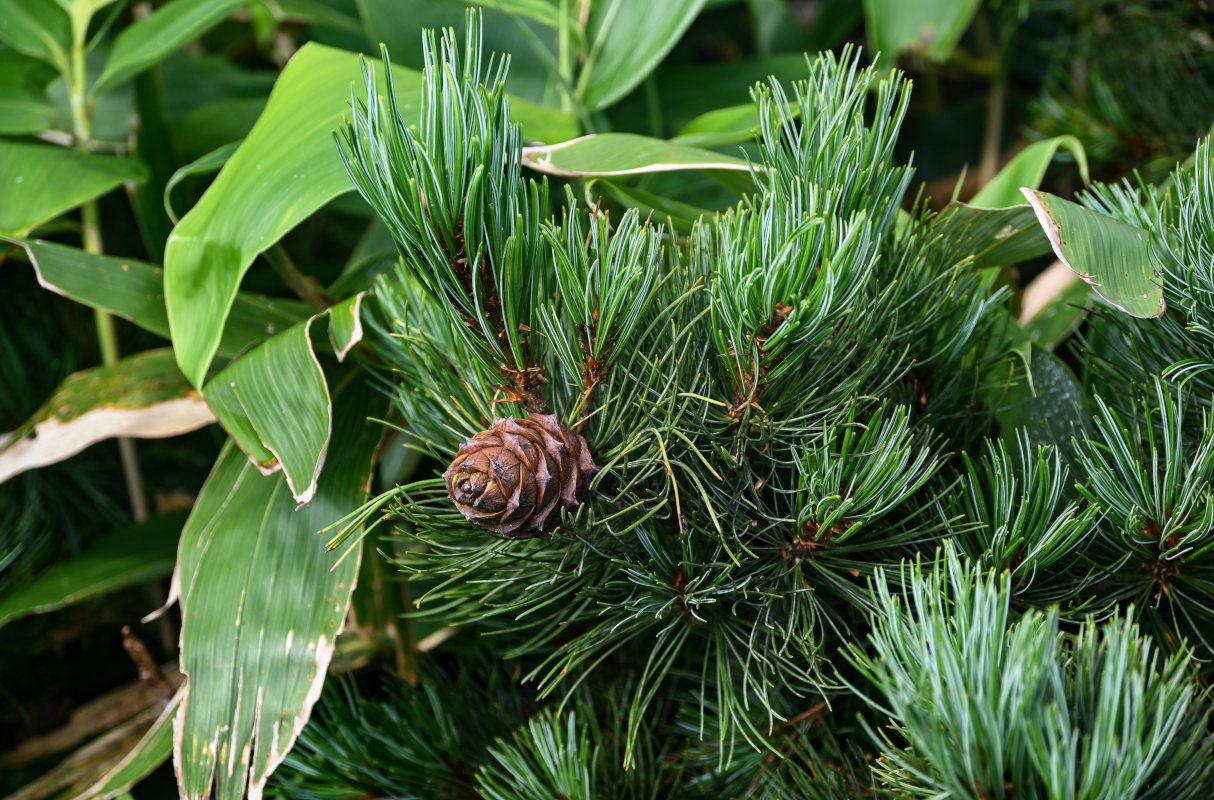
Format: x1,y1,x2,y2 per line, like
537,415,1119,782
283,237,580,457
845,548,1212,799
271,13,1214,798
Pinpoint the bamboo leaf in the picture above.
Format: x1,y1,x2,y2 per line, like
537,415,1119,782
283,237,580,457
0,92,57,135
326,292,365,361
198,296,363,502
3,237,311,357
970,136,1089,209
164,44,410,388
577,0,707,111
0,509,185,628
93,0,246,95
672,103,781,148
929,203,1051,268
521,133,750,178
862,0,981,63
997,343,1090,453
465,0,564,29
0,0,71,73
174,383,382,800
0,142,147,236
163,141,241,224
0,349,214,485
589,178,712,233
1022,188,1165,318
200,317,330,502
79,690,181,800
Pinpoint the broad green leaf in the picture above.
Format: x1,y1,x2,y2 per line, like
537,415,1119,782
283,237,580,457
0,510,185,627
970,136,1090,209
521,133,750,177
201,317,330,502
862,0,981,63
0,349,214,485
93,0,246,95
164,43,391,387
748,0,802,56
272,0,364,35
577,0,706,111
164,140,241,224
80,690,181,800
930,203,1051,269
164,42,571,388
1022,188,1165,318
4,238,311,356
201,296,366,499
0,91,56,134
997,343,1090,454
174,384,382,800
0,0,71,73
512,99,579,144
0,142,147,236
672,103,767,148
465,0,562,29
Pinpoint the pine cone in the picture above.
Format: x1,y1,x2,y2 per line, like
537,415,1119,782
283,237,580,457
443,414,597,538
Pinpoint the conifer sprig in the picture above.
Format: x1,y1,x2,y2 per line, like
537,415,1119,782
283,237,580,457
950,432,1099,604
1076,382,1214,627
342,9,1064,780
844,547,1213,799
338,20,553,412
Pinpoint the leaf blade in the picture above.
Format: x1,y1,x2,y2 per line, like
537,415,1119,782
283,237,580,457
577,0,706,111
201,317,331,503
521,133,750,177
174,384,382,800
862,0,981,63
1022,188,1165,319
162,43,419,387
0,510,186,628
5,237,311,357
970,136,1090,209
0,349,214,485
93,0,245,95
0,142,147,236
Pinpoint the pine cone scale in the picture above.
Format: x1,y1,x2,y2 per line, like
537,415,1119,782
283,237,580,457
443,414,597,538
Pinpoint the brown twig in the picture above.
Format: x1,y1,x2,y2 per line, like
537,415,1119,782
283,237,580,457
727,302,793,421
121,625,174,705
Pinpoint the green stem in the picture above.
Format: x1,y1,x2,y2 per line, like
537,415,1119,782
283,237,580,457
71,21,149,524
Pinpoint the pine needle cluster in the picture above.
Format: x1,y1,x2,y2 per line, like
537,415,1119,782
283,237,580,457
273,13,1214,797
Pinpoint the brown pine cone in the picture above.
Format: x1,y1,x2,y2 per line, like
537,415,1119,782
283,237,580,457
443,414,597,538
